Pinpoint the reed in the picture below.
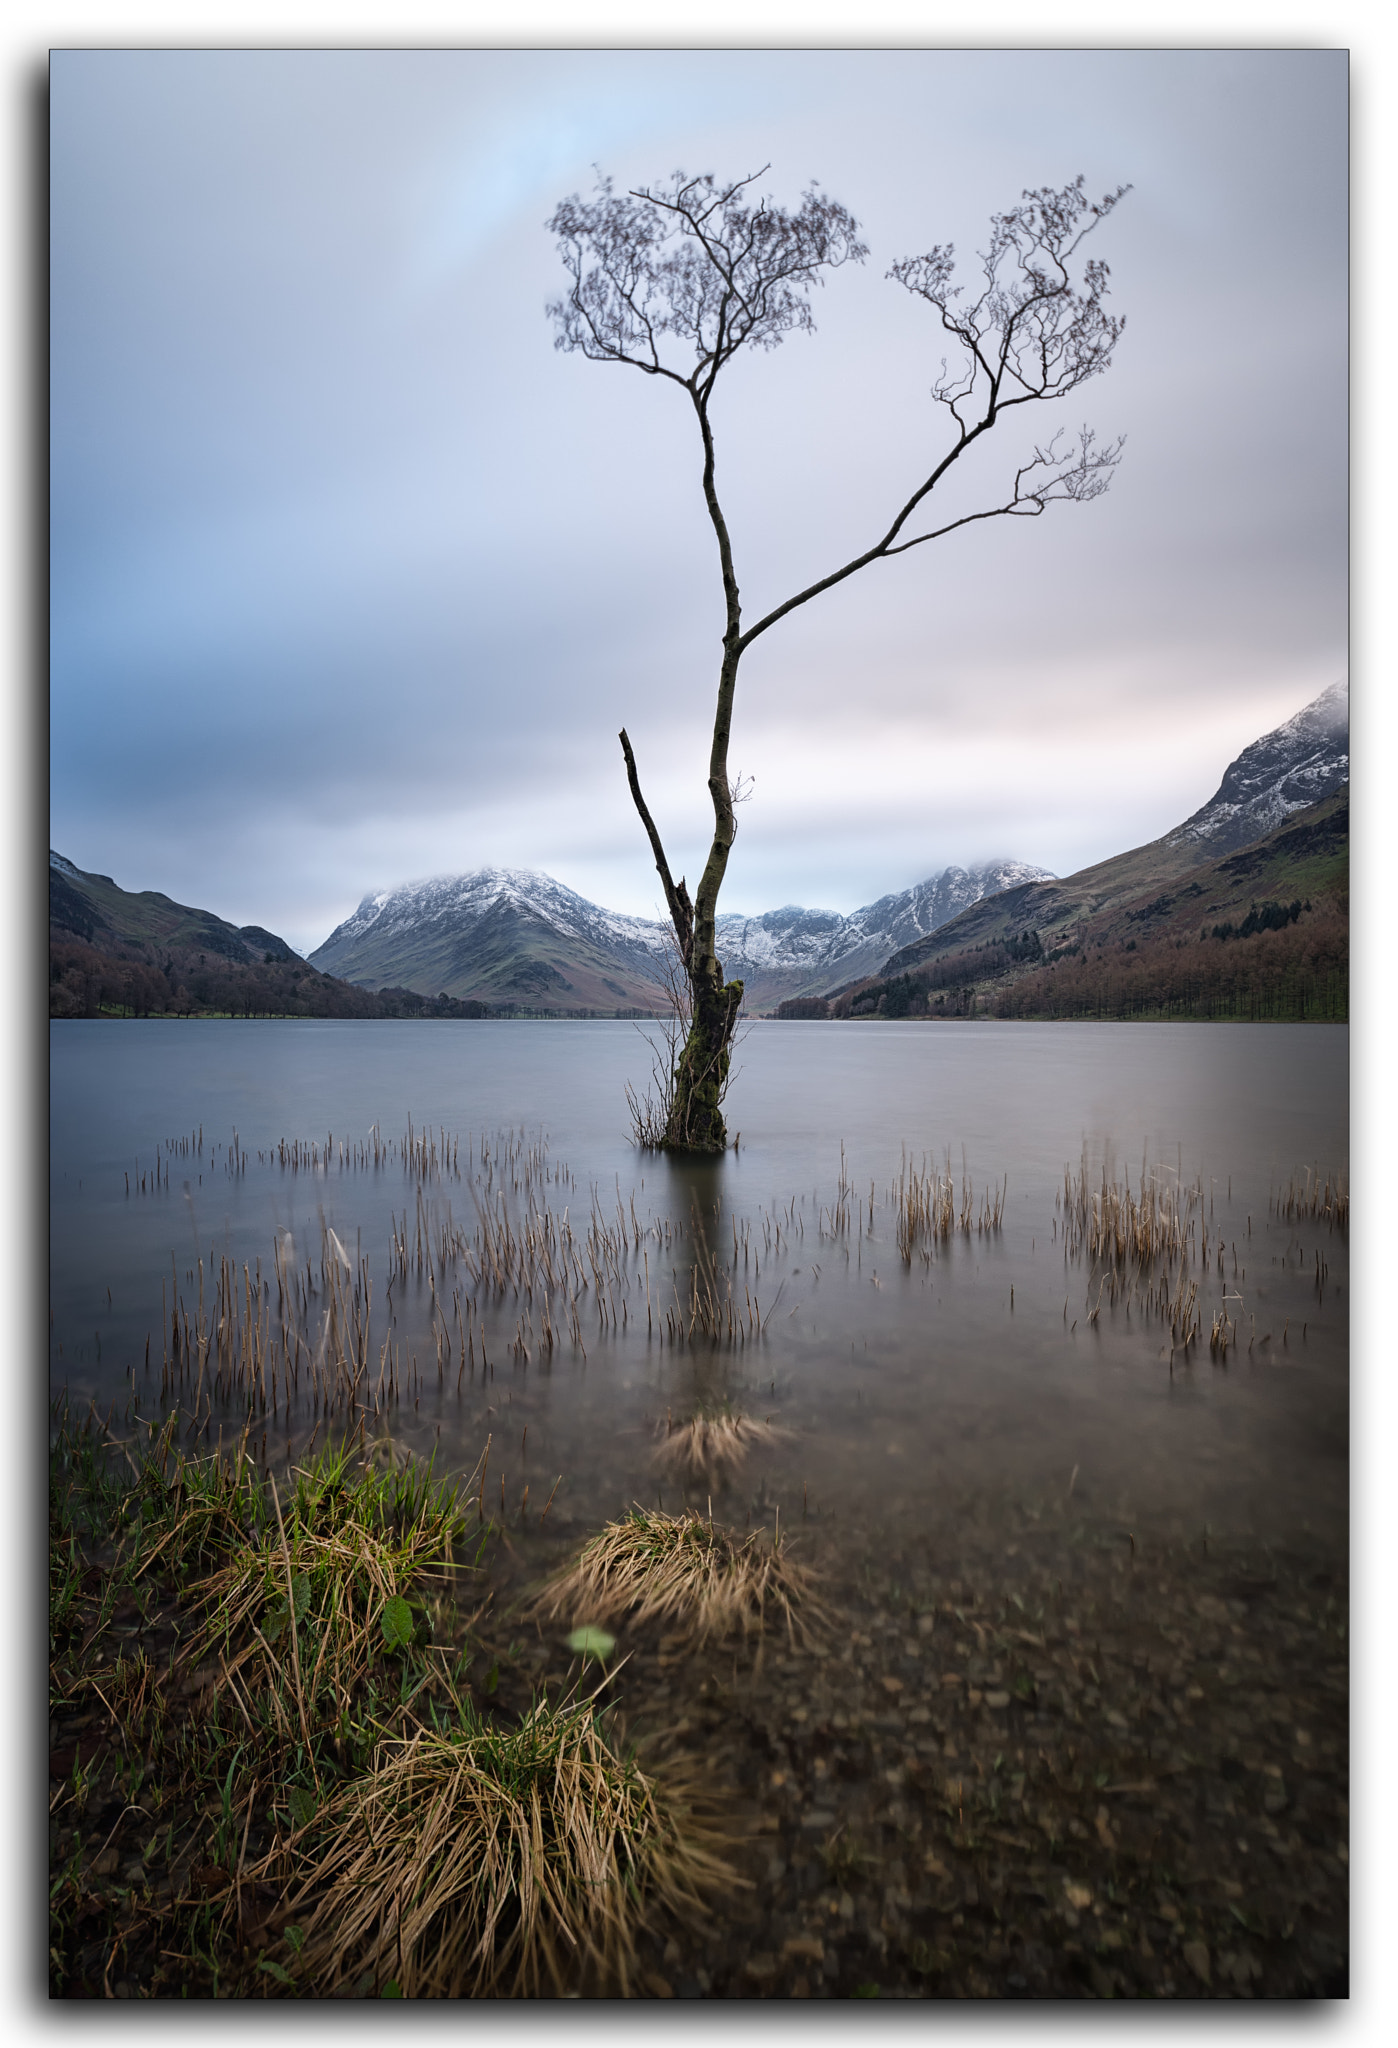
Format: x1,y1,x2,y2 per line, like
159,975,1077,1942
528,1508,821,1647
894,1149,1006,1261
1270,1165,1349,1228
1059,1155,1199,1269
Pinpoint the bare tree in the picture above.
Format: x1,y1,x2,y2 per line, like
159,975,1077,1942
547,168,1128,1150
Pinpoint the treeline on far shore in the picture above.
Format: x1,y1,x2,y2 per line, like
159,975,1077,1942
48,936,490,1021
774,897,1348,1025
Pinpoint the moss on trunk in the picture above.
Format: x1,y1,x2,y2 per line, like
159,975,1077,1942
665,974,743,1152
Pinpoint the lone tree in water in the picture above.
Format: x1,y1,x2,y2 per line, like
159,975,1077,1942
546,169,1127,1151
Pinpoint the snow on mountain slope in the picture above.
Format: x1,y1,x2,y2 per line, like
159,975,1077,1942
309,860,1056,1010
317,866,662,961
303,684,1349,1011
715,862,1055,994
1166,678,1348,856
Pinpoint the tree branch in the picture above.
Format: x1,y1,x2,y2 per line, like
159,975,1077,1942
618,729,694,967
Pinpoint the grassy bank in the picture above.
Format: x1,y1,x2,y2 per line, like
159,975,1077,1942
47,1411,727,1997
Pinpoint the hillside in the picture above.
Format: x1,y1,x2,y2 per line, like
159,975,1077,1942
835,679,1350,999
48,854,489,1019
826,788,1347,1024
48,852,299,964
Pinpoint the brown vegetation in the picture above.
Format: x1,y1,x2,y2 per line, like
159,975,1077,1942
992,900,1347,1021
832,897,1346,1025
528,1508,822,1648
49,935,490,1020
651,1411,790,1486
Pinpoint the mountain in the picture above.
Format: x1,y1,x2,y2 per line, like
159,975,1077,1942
55,675,1348,1025
712,863,1054,1002
836,789,1348,1024
1162,677,1348,856
48,852,488,1020
308,868,672,1012
306,859,1057,1013
49,851,301,965
871,678,1349,988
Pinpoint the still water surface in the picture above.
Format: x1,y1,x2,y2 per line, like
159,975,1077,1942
50,1020,1348,1557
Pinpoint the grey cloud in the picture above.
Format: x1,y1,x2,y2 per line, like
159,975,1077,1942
50,49,1347,944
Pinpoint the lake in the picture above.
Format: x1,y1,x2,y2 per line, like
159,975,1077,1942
50,1018,1348,1549
49,1018,1350,1996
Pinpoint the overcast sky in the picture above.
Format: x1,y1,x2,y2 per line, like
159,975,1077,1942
49,47,1347,953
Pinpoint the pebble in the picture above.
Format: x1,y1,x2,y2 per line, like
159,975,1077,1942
782,1935,825,1963
1182,1940,1212,1986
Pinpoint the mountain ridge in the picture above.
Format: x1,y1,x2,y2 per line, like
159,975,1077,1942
307,858,1056,1011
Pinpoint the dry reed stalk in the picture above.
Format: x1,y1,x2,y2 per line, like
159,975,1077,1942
1059,1158,1200,1269
1271,1165,1349,1228
527,1508,822,1647
266,1694,734,1995
894,1148,1005,1261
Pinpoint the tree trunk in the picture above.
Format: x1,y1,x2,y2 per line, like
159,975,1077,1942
621,405,748,1150
667,964,743,1152
665,636,744,1150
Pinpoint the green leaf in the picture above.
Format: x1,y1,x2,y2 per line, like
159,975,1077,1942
283,1925,304,1954
381,1594,414,1654
291,1571,312,1622
565,1625,616,1662
258,1957,292,1985
288,1786,317,1830
381,1980,403,1997
853,1982,881,1998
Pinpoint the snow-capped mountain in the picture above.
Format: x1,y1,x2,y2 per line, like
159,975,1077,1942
314,867,662,969
879,679,1350,984
308,860,1056,1012
308,867,670,1011
1166,678,1348,856
305,681,1350,1013
714,862,1055,994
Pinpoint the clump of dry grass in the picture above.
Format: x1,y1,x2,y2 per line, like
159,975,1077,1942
264,1692,732,1996
529,1508,821,1647
651,1409,789,1485
1060,1156,1198,1268
894,1148,1007,1261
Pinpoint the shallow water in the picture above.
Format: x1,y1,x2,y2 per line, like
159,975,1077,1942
50,1018,1348,1554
